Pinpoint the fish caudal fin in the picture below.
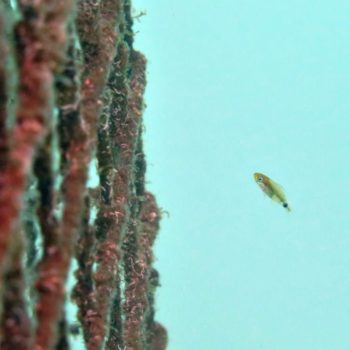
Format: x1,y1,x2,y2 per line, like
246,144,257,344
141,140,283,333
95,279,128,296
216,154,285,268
282,202,291,212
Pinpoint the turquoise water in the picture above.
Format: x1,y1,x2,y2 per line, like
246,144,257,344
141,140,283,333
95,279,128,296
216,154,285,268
133,1,350,349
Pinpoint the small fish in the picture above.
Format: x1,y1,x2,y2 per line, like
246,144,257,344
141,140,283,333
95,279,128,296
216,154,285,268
254,172,291,212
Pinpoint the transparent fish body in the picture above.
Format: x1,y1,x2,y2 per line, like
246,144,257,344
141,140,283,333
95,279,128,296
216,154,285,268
254,172,291,211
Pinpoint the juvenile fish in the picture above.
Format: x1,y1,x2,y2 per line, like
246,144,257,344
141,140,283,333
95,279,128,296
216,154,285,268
254,172,291,212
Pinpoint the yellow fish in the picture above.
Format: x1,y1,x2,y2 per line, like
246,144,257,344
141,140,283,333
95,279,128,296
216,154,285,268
254,172,291,212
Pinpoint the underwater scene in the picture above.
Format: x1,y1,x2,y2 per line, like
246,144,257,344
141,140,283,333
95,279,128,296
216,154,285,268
0,0,350,350
133,0,350,349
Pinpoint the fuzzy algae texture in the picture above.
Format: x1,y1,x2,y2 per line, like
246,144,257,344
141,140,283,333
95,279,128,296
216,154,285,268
0,1,167,349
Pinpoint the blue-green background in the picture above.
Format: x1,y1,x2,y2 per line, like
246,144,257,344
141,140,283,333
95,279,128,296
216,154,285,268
132,1,350,349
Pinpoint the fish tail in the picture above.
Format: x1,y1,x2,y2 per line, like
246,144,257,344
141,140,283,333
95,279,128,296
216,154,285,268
282,202,291,212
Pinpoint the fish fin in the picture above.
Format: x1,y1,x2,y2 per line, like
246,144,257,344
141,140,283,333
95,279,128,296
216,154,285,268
269,179,287,202
271,194,282,203
282,202,291,212
258,182,274,198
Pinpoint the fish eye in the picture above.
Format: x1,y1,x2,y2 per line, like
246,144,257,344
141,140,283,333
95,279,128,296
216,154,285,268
258,177,263,182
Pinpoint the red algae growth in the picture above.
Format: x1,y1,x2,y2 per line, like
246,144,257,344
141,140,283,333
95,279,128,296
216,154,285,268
0,1,167,349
